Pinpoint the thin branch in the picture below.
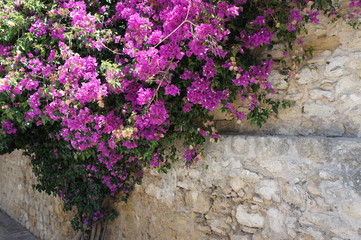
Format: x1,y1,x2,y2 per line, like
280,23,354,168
100,220,108,240
73,231,82,240
99,42,123,55
155,1,194,48
90,226,96,240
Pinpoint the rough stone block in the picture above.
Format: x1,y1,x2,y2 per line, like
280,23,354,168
296,68,319,85
235,205,265,228
324,55,350,77
304,36,341,56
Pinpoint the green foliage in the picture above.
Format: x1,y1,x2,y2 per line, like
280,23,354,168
0,0,352,238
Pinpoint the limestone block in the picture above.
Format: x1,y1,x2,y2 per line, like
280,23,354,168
299,212,353,238
145,182,175,204
341,93,361,102
239,169,262,184
280,184,308,209
230,234,251,240
251,137,290,157
335,75,361,97
211,197,233,214
235,205,265,228
28,215,36,228
187,169,201,179
242,226,258,233
176,181,194,190
342,202,361,219
352,170,361,194
295,138,331,163
229,177,246,193
196,224,212,233
251,232,265,240
259,159,284,174
267,208,285,234
307,182,321,195
185,191,211,214
317,120,345,137
255,180,280,202
309,89,335,101
231,136,250,156
303,103,336,117
324,55,350,77
267,44,286,60
350,51,361,62
303,227,327,240
304,22,327,37
208,218,231,236
304,36,341,56
307,50,332,65
267,71,289,90
348,30,361,47
296,68,319,85
319,81,335,91
284,93,304,101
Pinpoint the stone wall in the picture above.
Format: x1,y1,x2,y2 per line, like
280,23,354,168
1,9,361,240
214,14,361,137
105,135,361,240
0,151,76,240
1,136,360,240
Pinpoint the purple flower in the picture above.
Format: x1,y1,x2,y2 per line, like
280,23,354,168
308,10,320,23
137,88,155,105
287,9,303,31
147,101,169,125
164,85,180,96
147,30,163,45
28,19,47,37
150,152,161,167
0,45,12,56
350,0,361,8
240,28,273,49
122,141,138,149
2,119,17,134
186,77,229,111
264,9,275,15
182,102,193,113
252,16,266,25
183,148,196,162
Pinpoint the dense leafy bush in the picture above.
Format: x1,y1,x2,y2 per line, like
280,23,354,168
0,0,359,238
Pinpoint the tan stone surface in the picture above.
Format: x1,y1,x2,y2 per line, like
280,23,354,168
0,151,76,240
303,36,341,56
105,136,361,240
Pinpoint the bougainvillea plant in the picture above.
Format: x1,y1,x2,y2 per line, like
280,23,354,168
0,0,359,238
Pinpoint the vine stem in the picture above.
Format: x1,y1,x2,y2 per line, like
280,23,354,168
73,231,82,240
155,0,194,48
90,225,96,240
99,42,123,55
95,224,101,240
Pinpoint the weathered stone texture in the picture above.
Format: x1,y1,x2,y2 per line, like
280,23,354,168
105,136,361,240
214,16,361,138
0,151,76,240
2,138,360,240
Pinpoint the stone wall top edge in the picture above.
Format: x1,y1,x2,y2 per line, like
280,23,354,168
218,133,361,142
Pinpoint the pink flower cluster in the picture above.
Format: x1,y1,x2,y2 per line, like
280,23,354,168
0,0,327,169
1,119,16,134
1,0,346,225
